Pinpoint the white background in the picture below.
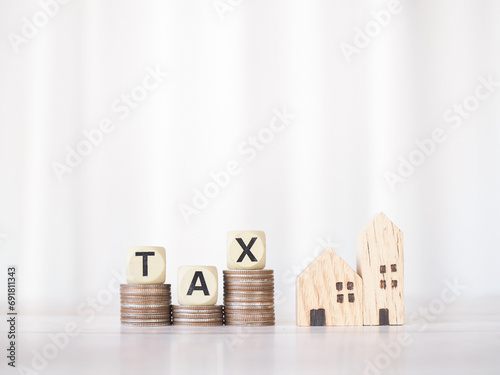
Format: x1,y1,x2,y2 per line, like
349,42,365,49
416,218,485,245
1,0,500,323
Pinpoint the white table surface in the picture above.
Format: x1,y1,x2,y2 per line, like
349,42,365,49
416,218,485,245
3,297,500,375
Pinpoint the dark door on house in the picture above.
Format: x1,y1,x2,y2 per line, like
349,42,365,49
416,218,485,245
379,308,389,325
310,309,326,326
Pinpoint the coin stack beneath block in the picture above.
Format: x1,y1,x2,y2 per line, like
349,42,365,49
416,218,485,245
172,266,223,326
223,270,275,326
120,284,172,326
172,305,224,326
121,246,171,326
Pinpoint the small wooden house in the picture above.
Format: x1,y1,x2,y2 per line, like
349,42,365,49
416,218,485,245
296,248,363,326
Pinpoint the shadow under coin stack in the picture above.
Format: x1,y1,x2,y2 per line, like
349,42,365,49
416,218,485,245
120,246,172,326
224,231,275,326
172,266,224,326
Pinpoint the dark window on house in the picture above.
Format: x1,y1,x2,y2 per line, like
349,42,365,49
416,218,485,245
336,282,343,291
337,294,344,303
347,282,354,290
380,280,386,289
391,264,397,272
348,293,355,303
392,280,398,288
380,265,386,273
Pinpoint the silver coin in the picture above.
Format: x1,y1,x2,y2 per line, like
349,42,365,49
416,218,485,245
224,308,274,313
224,274,274,277
222,270,274,275
121,308,172,314
224,302,273,306
120,301,171,306
121,321,172,327
224,308,275,313
120,295,171,299
224,313,275,318
223,283,274,287
225,306,272,309
120,284,172,292
224,301,274,306
172,321,223,327
121,291,172,295
120,292,171,296
121,318,172,323
121,283,171,288
120,292,172,300
224,280,274,286
121,300,171,303
225,321,274,324
223,280,274,283
121,303,171,309
121,314,172,320
172,310,223,315
172,318,224,323
223,298,273,301
172,307,223,313
223,290,274,294
173,315,224,321
172,305,223,311
120,293,171,296
223,289,274,292
225,321,275,326
171,311,223,316
223,296,274,300
222,293,274,300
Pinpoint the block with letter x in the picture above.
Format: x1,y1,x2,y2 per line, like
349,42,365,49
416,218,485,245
178,266,218,306
126,246,166,284
227,230,266,270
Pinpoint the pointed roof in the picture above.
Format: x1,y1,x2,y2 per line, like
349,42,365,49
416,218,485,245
358,212,402,236
297,248,360,281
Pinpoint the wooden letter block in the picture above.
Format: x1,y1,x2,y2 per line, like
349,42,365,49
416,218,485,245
126,246,166,285
227,230,266,270
296,248,363,326
356,212,404,325
178,266,218,306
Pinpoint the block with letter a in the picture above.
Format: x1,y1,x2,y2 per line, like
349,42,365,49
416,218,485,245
227,230,266,270
178,266,218,306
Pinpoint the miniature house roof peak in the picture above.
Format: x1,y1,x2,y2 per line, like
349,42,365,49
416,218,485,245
358,212,402,236
297,247,358,281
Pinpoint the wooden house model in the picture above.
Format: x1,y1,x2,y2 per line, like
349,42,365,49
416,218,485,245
296,213,404,326
296,248,363,326
356,212,404,325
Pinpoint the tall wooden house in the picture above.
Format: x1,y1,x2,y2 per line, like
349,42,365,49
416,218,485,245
356,213,404,325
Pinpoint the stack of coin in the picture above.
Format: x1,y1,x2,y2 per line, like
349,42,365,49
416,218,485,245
223,270,275,326
171,305,224,326
120,284,172,326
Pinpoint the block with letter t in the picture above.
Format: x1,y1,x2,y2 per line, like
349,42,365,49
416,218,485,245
227,230,266,270
126,246,166,284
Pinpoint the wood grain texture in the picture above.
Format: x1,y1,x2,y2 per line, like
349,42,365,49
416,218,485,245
296,248,363,326
356,213,404,325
